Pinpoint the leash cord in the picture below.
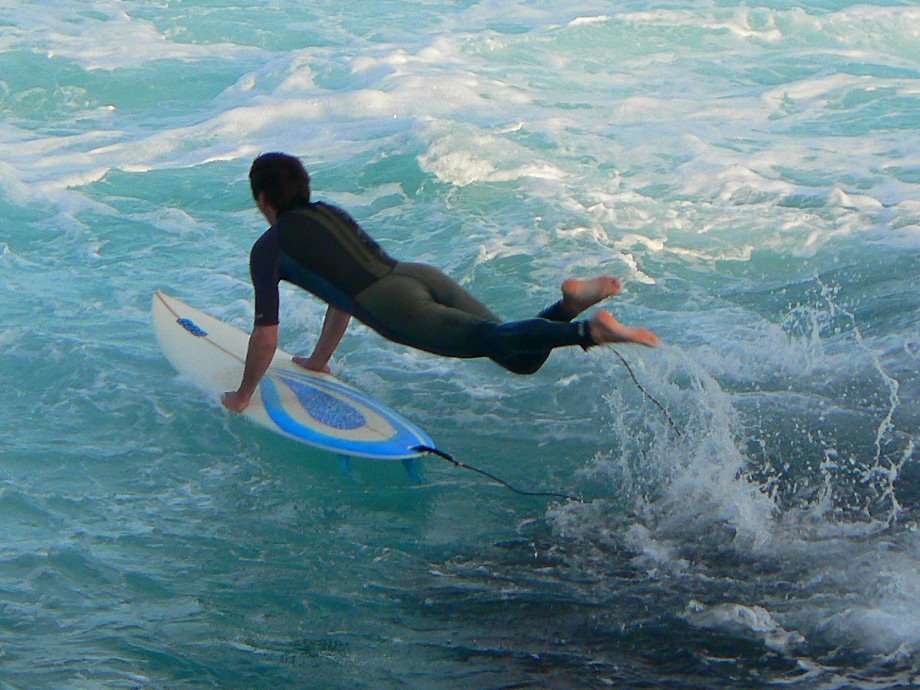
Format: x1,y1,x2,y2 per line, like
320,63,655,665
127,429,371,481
612,348,683,437
412,351,679,502
411,445,586,504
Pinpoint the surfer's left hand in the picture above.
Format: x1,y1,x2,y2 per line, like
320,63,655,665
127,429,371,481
292,355,331,374
221,390,250,413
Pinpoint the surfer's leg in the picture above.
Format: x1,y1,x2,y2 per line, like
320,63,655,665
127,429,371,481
387,264,597,371
586,310,660,347
527,276,623,324
475,318,592,374
356,265,656,374
356,264,587,369
490,276,623,373
558,276,623,318
482,301,660,373
480,309,659,373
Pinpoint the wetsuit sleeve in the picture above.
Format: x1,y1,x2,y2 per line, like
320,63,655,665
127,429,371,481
249,227,281,327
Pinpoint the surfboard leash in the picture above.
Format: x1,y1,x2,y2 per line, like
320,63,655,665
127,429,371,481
411,445,586,504
611,348,683,437
410,351,682,502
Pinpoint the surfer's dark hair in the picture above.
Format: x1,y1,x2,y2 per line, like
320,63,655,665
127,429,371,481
249,152,311,212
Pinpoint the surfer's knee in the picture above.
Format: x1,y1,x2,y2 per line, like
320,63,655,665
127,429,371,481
491,355,545,375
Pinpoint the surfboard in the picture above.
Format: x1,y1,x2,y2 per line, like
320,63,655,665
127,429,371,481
152,291,434,461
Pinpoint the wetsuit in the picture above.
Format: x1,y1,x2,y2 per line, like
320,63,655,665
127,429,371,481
249,202,594,375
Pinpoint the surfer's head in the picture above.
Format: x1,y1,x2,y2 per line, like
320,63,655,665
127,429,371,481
249,152,311,215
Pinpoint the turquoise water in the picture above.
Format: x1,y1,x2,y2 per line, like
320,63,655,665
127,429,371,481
1,1,918,687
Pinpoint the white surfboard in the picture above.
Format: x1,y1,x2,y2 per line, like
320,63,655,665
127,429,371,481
152,291,433,460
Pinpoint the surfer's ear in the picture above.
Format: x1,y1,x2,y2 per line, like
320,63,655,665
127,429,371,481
257,192,278,225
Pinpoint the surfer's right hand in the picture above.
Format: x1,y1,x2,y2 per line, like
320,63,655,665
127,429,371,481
221,390,250,413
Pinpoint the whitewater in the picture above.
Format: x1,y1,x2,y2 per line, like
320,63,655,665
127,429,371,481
0,1,918,688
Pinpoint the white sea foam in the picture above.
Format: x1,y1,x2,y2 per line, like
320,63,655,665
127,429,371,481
556,328,919,657
0,1,262,70
617,4,920,53
761,73,879,111
684,601,805,653
567,16,610,28
419,126,566,187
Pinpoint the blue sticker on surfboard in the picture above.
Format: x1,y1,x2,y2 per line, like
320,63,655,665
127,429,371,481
152,291,433,461
259,369,434,459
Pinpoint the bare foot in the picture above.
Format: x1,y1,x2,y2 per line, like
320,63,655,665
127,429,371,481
561,276,622,317
588,310,660,347
292,355,331,374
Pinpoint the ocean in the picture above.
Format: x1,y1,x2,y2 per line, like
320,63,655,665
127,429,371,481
1,1,918,688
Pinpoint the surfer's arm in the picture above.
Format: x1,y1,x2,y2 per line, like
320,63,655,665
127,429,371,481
221,324,278,412
295,306,351,373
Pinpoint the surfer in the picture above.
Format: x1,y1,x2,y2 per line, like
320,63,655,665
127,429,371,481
222,152,659,412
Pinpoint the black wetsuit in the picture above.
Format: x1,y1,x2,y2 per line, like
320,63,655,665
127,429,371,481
250,202,594,375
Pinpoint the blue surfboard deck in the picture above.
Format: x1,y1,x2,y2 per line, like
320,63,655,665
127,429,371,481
152,291,434,461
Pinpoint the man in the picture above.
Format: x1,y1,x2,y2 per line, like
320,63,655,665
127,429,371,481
222,152,659,413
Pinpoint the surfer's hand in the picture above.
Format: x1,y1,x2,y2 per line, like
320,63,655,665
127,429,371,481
221,390,250,413
292,355,331,374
